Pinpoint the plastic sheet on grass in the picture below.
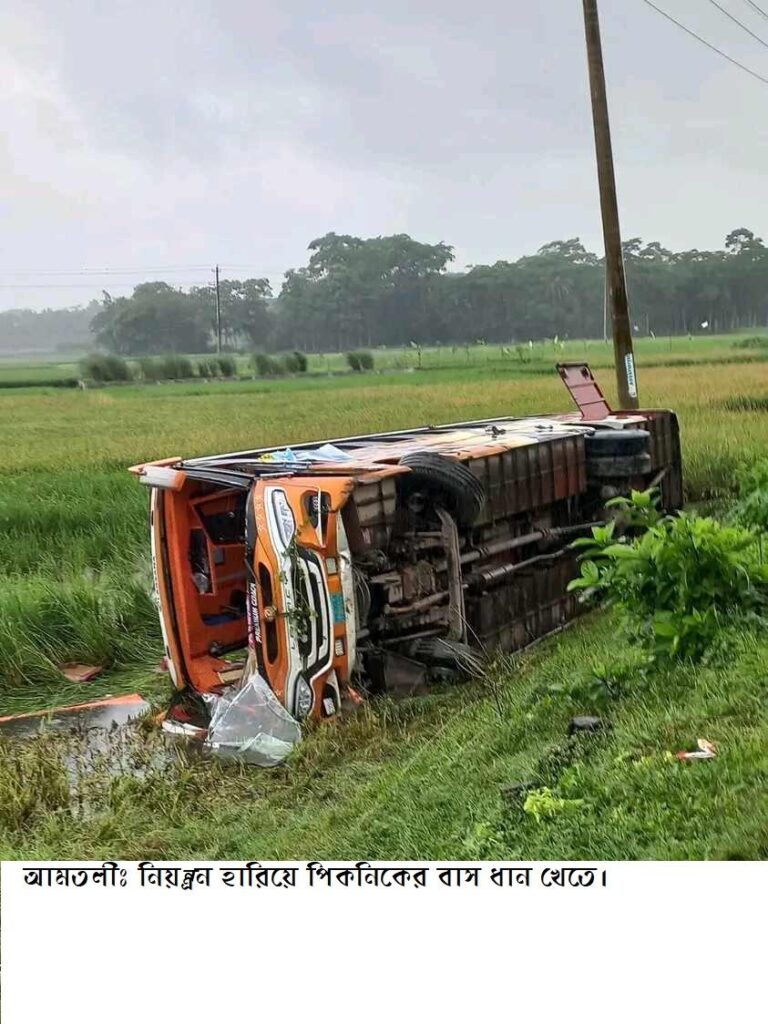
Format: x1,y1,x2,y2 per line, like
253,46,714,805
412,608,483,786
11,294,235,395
204,669,301,767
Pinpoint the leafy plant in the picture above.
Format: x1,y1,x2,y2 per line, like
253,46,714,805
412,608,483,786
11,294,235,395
462,819,505,858
523,787,584,824
569,493,768,662
605,487,664,529
732,459,768,537
277,533,317,648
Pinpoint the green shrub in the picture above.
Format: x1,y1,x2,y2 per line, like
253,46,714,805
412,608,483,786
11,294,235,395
281,352,302,373
156,354,194,379
137,357,163,382
279,351,308,373
135,354,196,382
252,352,281,377
80,353,132,383
140,354,195,380
732,459,768,533
216,355,237,377
569,491,768,662
195,357,219,378
192,355,238,379
346,350,374,372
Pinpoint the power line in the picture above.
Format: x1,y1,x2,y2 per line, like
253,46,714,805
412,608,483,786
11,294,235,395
743,0,768,22
0,266,213,277
640,0,768,85
707,0,768,49
0,273,282,290
0,264,277,278
0,271,273,279
0,281,213,290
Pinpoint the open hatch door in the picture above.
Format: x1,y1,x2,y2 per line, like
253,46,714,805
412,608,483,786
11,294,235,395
557,362,612,420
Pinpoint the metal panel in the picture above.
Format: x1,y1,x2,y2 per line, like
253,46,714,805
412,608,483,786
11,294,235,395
636,410,684,510
466,555,580,653
557,362,612,419
469,435,587,524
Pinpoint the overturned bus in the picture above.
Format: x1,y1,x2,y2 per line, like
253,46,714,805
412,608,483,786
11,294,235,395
129,364,682,743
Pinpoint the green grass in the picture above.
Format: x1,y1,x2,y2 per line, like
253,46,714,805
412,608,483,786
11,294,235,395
1,339,767,859
0,358,80,386
3,331,767,388
2,615,766,860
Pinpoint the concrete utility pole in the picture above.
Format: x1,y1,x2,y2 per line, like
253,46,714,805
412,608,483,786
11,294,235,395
582,0,639,408
214,264,222,354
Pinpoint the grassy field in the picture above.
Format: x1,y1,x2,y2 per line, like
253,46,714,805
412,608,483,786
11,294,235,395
1,337,768,859
0,358,81,386
3,332,768,386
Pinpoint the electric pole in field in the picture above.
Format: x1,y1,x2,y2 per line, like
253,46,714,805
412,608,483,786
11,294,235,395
214,264,222,354
582,0,639,408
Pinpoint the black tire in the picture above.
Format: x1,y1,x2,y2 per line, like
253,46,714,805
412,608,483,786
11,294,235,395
585,429,650,457
406,637,484,678
587,452,652,479
399,451,485,526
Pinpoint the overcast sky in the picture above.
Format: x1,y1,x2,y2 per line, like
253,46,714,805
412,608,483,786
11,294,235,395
2,0,767,310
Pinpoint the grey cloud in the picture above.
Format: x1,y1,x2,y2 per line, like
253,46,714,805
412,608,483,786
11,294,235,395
1,0,767,309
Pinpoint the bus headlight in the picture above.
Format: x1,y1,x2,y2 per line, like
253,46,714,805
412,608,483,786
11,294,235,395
271,490,296,547
295,676,314,719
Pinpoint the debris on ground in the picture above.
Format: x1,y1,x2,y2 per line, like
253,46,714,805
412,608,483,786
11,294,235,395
676,738,718,761
203,664,301,767
568,715,609,735
216,662,247,687
340,685,366,715
0,694,150,739
60,663,104,683
159,715,207,740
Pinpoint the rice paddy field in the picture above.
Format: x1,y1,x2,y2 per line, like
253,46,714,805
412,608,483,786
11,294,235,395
2,334,768,860
2,332,768,385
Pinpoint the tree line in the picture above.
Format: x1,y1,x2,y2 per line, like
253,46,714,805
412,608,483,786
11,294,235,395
0,302,99,356
2,227,766,357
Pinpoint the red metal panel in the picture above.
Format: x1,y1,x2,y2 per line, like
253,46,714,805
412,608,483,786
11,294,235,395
557,362,612,419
